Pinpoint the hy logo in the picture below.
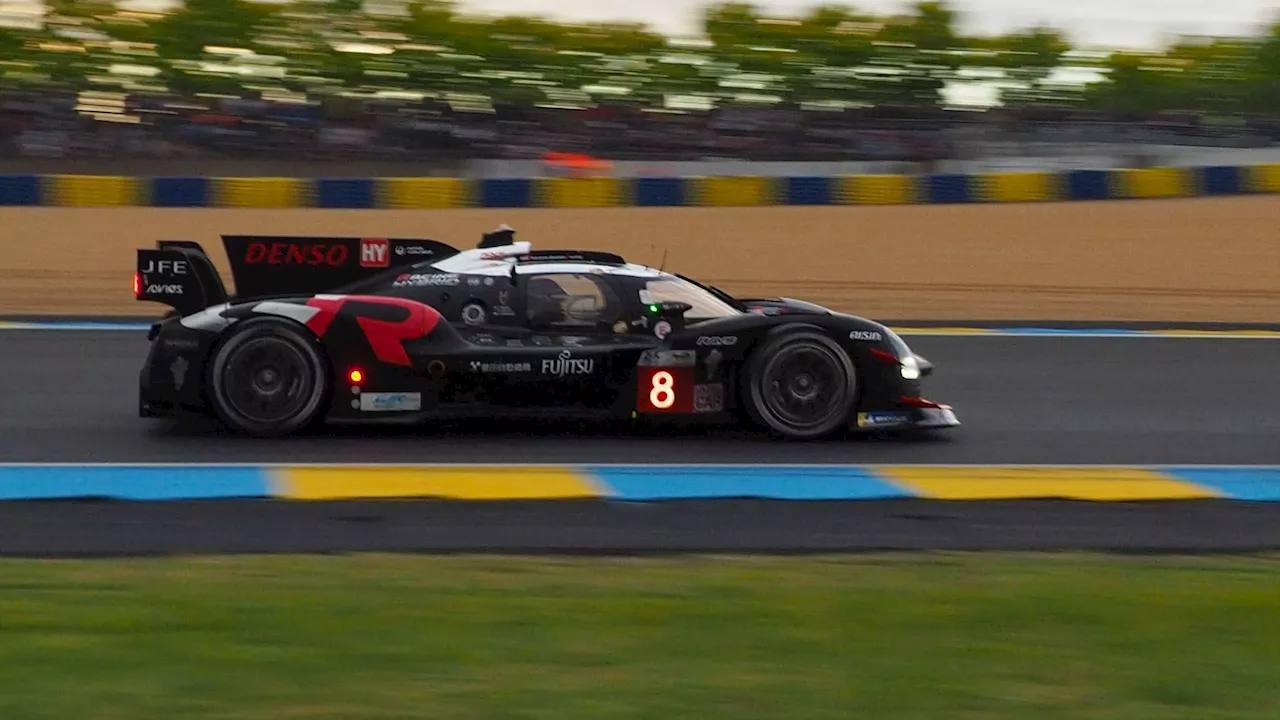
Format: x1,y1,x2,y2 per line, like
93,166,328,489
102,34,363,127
360,238,389,268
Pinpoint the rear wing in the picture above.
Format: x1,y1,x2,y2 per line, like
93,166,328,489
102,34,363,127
136,236,460,316
136,241,229,317
220,235,459,300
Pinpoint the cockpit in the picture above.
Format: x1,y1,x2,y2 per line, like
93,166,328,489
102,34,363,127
521,270,741,330
639,277,741,321
525,274,617,329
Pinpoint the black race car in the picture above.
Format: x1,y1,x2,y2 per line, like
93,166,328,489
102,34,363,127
135,226,959,438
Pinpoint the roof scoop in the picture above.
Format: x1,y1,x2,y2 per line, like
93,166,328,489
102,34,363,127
478,224,517,248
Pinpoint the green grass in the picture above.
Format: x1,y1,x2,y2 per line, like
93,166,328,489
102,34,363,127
1,553,1279,719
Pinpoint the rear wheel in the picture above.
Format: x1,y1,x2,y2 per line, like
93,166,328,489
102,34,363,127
742,329,857,439
207,317,330,437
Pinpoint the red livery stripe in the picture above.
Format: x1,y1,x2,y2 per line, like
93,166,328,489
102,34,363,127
304,295,442,367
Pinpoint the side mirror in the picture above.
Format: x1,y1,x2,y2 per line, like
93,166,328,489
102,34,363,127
646,301,692,317
645,301,693,334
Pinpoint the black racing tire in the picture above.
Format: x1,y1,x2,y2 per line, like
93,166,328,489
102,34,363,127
741,328,858,439
206,317,331,437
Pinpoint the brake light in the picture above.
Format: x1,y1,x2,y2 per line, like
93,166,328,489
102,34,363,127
348,368,364,384
133,272,141,297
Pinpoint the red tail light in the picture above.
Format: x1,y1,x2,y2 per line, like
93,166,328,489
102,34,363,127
133,272,141,297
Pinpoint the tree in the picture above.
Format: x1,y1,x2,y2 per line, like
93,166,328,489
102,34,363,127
3,0,1280,116
151,0,282,60
877,1,959,52
799,5,877,68
1253,18,1280,114
1081,51,1183,114
972,26,1072,106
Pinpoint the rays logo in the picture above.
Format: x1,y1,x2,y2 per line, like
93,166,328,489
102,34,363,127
541,349,594,376
170,356,188,391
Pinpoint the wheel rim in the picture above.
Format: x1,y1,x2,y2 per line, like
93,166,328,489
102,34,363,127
756,342,849,432
219,336,316,425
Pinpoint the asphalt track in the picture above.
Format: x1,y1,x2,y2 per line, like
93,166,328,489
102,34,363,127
3,329,1279,465
4,329,1280,556
6,499,1280,556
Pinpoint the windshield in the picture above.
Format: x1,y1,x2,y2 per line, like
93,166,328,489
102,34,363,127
642,277,741,320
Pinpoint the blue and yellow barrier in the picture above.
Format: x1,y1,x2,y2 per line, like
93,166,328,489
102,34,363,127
1,165,1278,208
2,464,1280,502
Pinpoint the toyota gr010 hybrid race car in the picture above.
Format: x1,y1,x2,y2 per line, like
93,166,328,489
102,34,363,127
134,226,959,439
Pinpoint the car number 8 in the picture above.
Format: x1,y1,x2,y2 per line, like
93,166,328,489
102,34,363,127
650,371,675,409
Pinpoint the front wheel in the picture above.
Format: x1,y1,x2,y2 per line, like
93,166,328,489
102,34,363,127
742,330,857,439
207,317,331,437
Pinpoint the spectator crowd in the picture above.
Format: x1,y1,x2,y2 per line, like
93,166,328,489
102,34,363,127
3,89,1277,170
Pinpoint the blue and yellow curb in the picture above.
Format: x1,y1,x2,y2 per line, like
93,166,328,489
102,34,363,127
2,464,1279,502
2,164,1277,207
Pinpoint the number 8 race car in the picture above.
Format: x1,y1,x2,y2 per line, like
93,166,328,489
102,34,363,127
135,225,959,439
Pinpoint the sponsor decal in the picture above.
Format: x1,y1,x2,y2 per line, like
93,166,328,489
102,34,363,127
631,316,649,329
613,320,628,335
480,251,506,260
518,252,592,263
162,337,199,351
470,360,532,373
395,244,435,257
505,338,524,347
693,383,725,413
541,349,594,376
393,273,459,287
492,305,515,317
639,349,697,367
359,392,422,412
466,277,482,287
472,334,497,345
169,356,188,391
532,336,553,346
704,349,723,381
638,290,654,304
849,330,883,341
140,259,188,275
244,242,349,267
360,238,389,268
654,320,672,340
484,277,495,286
560,336,587,347
857,411,911,428
696,335,738,346
147,283,184,295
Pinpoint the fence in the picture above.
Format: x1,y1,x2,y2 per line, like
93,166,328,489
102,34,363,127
1,165,1278,208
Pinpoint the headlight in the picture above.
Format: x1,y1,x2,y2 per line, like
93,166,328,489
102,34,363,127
900,354,921,380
